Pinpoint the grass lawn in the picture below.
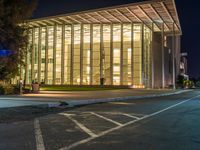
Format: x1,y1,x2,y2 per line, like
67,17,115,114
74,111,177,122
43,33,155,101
39,86,126,91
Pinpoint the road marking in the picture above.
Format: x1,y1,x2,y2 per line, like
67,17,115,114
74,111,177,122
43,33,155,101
94,111,145,117
60,113,97,138
122,113,140,120
109,102,135,105
34,119,45,150
90,112,123,126
59,94,200,150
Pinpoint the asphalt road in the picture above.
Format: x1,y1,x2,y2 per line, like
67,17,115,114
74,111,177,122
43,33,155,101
0,97,58,108
0,90,200,150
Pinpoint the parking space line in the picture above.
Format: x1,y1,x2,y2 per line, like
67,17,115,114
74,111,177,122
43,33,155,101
90,112,123,126
122,113,140,120
34,119,45,150
59,94,200,150
60,113,97,138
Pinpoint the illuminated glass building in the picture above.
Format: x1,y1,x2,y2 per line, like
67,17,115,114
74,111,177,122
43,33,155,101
22,0,181,88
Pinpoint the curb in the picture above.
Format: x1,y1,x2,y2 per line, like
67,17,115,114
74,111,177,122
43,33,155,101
46,90,192,108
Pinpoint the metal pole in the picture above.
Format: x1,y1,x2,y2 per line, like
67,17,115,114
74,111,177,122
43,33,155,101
61,24,65,85
151,23,155,89
31,28,35,83
53,25,57,85
70,24,74,85
110,24,113,85
90,24,93,85
38,27,42,84
120,23,123,85
172,23,176,90
100,23,104,85
141,23,144,87
45,27,48,84
161,23,165,89
131,23,134,85
80,24,84,85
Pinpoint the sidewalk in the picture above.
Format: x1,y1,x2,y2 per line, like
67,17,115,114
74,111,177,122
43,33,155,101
24,89,184,100
1,89,190,108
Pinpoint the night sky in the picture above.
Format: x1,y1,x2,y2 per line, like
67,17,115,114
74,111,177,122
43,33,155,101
33,0,200,78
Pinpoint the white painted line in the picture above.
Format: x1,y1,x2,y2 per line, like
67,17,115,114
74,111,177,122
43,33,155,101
122,113,140,120
59,94,200,150
90,112,123,126
92,111,145,117
34,119,45,150
60,113,97,138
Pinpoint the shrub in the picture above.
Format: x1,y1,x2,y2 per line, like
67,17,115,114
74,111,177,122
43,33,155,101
196,81,200,88
0,84,14,95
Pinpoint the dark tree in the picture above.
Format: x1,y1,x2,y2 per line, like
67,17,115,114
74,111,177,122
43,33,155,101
0,0,37,82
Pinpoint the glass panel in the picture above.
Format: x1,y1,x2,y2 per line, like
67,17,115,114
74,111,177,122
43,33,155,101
133,24,142,86
92,24,100,85
40,27,46,84
144,25,152,88
123,24,132,85
83,24,90,85
73,25,81,85
103,24,111,85
64,25,71,84
33,28,39,82
55,25,62,84
113,24,121,85
27,29,32,84
47,26,54,84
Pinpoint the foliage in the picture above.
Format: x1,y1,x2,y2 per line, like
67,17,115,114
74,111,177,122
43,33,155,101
177,75,185,88
0,83,14,95
177,75,196,89
196,81,200,88
183,80,194,89
0,0,37,81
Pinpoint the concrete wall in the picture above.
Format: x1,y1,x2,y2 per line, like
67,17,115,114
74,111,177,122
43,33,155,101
166,35,181,83
164,47,173,87
152,32,162,88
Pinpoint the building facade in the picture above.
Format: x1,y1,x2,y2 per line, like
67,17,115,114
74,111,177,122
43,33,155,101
180,52,189,80
19,0,182,88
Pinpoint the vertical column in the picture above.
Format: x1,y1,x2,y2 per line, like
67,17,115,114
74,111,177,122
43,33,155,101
110,24,113,85
80,24,84,85
25,50,28,84
172,23,176,90
151,23,155,89
100,23,104,81
25,31,29,84
141,23,144,86
120,23,123,85
70,24,74,85
38,27,42,84
131,23,134,85
45,27,48,84
90,24,93,85
61,24,65,85
53,25,57,85
31,28,35,82
161,23,165,89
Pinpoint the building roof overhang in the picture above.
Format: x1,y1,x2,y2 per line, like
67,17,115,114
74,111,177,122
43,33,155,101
27,0,182,35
